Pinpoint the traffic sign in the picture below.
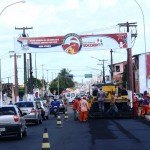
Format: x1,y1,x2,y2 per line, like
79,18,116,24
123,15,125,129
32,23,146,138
84,74,92,78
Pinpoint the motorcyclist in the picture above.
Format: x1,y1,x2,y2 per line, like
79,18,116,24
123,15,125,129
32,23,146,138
50,98,60,116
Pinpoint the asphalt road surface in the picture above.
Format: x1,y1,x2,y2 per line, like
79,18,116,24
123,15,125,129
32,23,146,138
1,105,150,150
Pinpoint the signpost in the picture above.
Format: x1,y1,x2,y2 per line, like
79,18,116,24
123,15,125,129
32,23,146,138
84,74,92,78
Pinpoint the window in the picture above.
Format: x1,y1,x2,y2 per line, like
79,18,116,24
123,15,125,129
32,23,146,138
115,65,120,72
0,107,16,115
15,102,34,107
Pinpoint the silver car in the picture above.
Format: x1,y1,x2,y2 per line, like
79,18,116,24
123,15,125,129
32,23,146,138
0,105,27,140
15,101,42,125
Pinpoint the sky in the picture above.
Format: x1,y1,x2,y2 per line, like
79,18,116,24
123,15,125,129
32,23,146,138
0,0,150,85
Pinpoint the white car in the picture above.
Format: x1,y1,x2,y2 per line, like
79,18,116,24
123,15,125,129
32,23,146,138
0,105,27,139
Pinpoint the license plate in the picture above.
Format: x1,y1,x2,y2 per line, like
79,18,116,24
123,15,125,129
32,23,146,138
0,128,5,131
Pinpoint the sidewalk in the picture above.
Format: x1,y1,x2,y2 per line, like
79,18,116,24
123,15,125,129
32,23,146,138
145,115,150,121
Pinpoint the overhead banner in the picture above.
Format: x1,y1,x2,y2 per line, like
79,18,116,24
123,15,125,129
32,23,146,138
14,33,131,54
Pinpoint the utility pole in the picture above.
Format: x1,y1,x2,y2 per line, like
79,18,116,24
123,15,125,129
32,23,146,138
118,22,137,107
10,51,21,102
46,70,49,83
35,53,37,87
15,27,33,101
118,22,137,90
29,53,33,94
97,59,108,84
110,49,114,84
41,64,45,98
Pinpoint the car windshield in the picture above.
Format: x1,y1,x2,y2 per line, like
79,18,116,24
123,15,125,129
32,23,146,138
15,102,34,107
0,107,16,115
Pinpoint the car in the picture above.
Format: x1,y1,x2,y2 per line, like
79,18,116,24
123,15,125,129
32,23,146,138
58,99,66,114
15,101,42,125
0,105,27,140
35,100,50,120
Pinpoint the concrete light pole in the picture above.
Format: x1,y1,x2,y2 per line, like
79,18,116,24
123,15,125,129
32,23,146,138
0,0,25,106
134,0,147,89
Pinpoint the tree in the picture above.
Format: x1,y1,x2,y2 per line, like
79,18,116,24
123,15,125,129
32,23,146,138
27,76,45,89
50,68,75,94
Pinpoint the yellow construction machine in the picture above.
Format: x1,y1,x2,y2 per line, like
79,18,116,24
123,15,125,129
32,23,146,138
88,84,133,118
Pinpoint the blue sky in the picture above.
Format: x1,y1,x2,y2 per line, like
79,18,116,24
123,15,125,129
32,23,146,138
0,0,150,84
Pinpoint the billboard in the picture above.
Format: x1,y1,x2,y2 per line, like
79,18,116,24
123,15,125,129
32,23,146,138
14,33,131,54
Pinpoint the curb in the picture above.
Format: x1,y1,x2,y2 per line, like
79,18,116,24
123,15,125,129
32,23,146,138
145,115,150,121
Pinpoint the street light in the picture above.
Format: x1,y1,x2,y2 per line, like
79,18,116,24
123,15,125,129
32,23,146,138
0,1,25,16
134,0,147,88
0,0,25,106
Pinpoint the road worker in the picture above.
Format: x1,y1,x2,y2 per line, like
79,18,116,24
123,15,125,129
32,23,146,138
141,91,150,118
133,96,139,118
72,96,80,120
97,88,106,111
107,92,118,117
79,96,89,122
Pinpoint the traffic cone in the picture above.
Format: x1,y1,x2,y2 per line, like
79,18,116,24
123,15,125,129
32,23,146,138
56,115,63,128
42,128,50,150
64,111,69,121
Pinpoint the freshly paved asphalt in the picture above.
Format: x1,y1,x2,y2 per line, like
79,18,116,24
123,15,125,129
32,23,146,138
1,105,150,150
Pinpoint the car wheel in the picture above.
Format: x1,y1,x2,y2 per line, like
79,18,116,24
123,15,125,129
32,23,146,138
17,128,23,140
39,117,42,124
35,118,39,125
46,115,49,120
23,128,27,136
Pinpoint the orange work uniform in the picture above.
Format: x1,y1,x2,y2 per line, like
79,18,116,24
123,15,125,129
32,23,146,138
133,97,139,118
141,95,150,118
79,98,88,122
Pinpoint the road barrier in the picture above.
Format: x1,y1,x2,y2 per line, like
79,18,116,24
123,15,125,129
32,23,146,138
64,111,69,121
42,128,50,150
56,115,63,128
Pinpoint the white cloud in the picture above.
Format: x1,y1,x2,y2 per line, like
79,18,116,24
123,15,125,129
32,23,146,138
65,0,80,10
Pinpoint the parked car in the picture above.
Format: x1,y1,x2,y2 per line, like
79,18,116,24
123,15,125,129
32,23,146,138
15,101,42,125
0,105,27,140
35,100,50,120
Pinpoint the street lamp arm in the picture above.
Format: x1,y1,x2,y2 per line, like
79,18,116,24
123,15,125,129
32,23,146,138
0,1,25,16
134,0,146,53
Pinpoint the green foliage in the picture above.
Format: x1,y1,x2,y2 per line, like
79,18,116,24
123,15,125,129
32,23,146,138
50,68,75,94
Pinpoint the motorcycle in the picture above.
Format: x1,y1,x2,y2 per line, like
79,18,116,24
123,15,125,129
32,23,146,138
53,106,59,118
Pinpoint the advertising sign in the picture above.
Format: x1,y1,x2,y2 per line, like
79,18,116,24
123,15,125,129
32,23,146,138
14,33,131,54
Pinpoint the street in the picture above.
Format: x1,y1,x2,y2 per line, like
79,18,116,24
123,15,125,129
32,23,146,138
0,105,150,150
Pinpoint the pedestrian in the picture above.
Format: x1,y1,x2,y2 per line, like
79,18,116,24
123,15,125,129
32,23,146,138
107,92,118,117
79,96,89,122
133,96,139,118
72,96,80,120
97,88,106,111
141,91,150,118
9,100,13,105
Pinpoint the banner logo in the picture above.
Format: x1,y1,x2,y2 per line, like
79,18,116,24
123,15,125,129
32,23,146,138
62,33,82,54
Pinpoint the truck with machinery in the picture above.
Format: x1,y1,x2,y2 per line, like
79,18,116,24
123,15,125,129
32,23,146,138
88,83,133,118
